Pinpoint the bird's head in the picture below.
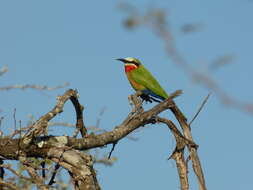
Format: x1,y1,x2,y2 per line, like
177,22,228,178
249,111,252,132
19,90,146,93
116,57,142,72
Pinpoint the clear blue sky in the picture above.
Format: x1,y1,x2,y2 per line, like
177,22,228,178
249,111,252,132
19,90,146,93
0,0,253,189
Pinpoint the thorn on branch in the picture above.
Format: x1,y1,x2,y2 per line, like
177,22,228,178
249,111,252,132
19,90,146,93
108,142,118,159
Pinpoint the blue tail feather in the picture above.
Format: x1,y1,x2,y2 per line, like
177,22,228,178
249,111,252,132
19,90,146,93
142,89,165,101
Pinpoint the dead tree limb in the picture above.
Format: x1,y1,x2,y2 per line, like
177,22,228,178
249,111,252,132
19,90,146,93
0,89,207,190
22,89,87,146
157,117,189,190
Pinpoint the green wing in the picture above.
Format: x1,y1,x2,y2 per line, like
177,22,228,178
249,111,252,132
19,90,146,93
131,65,169,99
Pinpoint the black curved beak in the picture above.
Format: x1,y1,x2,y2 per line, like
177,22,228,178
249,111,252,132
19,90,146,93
116,58,126,63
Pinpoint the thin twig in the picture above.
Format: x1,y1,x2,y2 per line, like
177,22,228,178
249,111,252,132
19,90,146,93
157,117,197,149
95,107,107,129
22,160,49,190
0,83,69,91
0,160,4,180
22,89,86,146
0,164,31,181
0,117,3,137
0,179,18,190
48,164,60,186
108,142,118,159
156,117,190,190
70,93,87,138
13,109,16,131
189,93,211,126
41,161,46,179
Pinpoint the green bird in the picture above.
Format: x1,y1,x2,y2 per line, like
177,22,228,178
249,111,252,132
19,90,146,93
117,57,186,120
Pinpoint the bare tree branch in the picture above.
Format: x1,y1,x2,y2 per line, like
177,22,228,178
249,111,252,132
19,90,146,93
0,89,207,190
209,54,235,71
70,94,87,138
48,148,101,190
0,164,31,181
22,89,87,146
21,160,49,190
0,179,18,190
189,93,211,126
48,164,60,186
156,117,189,189
0,89,179,160
0,82,69,91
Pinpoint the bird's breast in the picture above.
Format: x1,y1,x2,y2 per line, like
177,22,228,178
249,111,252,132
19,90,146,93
126,71,145,91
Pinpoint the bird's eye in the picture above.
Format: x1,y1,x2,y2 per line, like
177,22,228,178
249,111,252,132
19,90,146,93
131,60,139,66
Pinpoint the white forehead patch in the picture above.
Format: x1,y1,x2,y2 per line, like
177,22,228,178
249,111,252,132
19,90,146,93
124,57,136,62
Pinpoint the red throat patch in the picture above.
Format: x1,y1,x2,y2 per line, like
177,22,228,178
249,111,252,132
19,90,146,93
125,64,137,72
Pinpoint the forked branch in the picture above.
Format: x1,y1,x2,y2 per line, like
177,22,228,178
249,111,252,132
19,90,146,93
0,89,208,190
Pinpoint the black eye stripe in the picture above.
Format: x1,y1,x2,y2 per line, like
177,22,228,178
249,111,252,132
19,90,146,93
128,60,139,66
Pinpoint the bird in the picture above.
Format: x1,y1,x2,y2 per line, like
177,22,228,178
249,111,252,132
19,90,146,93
117,57,187,121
